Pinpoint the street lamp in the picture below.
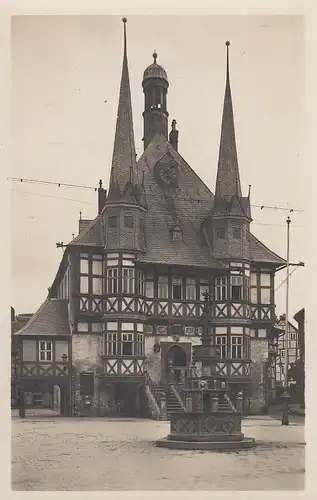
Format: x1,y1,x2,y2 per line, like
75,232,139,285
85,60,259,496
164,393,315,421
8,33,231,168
281,216,291,425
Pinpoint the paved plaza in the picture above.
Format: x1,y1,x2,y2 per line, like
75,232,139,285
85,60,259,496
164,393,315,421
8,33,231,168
11,410,305,491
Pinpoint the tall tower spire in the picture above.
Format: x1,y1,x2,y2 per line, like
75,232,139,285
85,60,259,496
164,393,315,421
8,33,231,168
215,41,242,199
107,18,139,202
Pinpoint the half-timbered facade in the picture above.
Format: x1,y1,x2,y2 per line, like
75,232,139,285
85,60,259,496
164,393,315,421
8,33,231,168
14,19,286,417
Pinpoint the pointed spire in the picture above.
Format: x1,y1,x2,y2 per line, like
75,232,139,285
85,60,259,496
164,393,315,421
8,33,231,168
215,41,242,199
107,18,139,203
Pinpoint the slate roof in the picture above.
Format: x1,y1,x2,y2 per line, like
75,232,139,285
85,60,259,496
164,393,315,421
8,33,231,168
107,19,140,203
215,43,242,200
69,215,104,247
247,232,285,265
65,133,285,268
13,298,70,336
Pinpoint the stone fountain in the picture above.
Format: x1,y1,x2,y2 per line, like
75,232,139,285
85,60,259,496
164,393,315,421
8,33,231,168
156,292,255,451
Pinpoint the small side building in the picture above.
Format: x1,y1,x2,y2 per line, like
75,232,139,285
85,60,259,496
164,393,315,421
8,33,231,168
12,299,71,414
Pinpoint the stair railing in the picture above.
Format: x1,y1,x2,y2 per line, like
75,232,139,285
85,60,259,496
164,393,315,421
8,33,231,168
169,374,187,411
144,370,163,418
224,393,237,412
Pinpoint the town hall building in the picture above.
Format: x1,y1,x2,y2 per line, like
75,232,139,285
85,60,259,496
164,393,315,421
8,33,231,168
13,18,286,418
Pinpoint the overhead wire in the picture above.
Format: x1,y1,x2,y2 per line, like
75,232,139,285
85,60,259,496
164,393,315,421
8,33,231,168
275,267,299,292
11,176,304,213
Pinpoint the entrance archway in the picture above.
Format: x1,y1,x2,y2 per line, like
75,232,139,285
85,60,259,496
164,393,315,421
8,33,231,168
166,345,188,383
167,345,187,366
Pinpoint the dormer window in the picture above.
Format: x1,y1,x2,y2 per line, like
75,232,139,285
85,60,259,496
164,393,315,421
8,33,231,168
233,227,242,239
216,228,225,239
171,224,182,241
172,230,182,240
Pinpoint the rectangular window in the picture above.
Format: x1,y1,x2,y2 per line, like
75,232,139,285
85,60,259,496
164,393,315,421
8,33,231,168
281,349,285,358
92,277,102,295
39,341,52,361
216,228,225,239
145,280,154,298
80,276,89,294
136,333,144,356
251,287,258,304
231,276,243,301
107,268,118,294
137,270,145,295
106,333,117,356
260,274,271,287
80,259,89,274
250,272,257,286
108,216,117,229
233,227,242,239
122,333,133,355
172,276,183,300
231,336,243,359
186,278,196,300
215,277,227,301
260,288,271,304
122,268,135,294
216,336,227,358
124,215,134,228
199,281,209,301
290,332,296,341
92,260,103,275
244,277,250,301
158,276,168,299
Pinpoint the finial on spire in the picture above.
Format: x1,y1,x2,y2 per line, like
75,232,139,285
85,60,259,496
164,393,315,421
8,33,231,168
153,50,158,63
99,179,103,189
122,18,127,57
225,41,230,80
79,210,82,220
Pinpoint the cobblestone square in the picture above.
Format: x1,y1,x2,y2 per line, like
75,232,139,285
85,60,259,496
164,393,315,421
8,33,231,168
11,410,305,491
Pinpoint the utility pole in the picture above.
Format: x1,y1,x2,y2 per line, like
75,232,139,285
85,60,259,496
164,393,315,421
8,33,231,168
281,216,291,425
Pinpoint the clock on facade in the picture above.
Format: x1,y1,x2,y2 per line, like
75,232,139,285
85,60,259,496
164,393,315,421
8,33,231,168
154,154,179,189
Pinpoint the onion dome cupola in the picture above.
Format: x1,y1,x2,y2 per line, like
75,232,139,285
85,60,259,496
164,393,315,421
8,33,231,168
142,51,169,149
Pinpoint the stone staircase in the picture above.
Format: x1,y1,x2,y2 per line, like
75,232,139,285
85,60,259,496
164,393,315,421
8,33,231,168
166,385,186,419
217,393,235,412
148,380,185,419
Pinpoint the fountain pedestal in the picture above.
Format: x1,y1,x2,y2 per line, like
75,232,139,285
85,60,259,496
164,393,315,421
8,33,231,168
156,291,255,451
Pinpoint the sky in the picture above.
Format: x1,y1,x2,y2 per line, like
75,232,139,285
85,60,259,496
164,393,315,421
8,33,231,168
11,15,305,320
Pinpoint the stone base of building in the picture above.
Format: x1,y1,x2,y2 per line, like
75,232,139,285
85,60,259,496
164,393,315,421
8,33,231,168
156,437,255,451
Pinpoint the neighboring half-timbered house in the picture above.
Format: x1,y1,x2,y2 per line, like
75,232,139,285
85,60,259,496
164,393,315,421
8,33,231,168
14,19,286,417
13,299,71,414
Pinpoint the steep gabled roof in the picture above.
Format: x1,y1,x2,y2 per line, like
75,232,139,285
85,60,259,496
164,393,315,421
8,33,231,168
247,232,286,265
136,134,225,268
13,298,70,337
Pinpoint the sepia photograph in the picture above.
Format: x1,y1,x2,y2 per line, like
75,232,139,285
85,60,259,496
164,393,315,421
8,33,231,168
10,14,305,491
